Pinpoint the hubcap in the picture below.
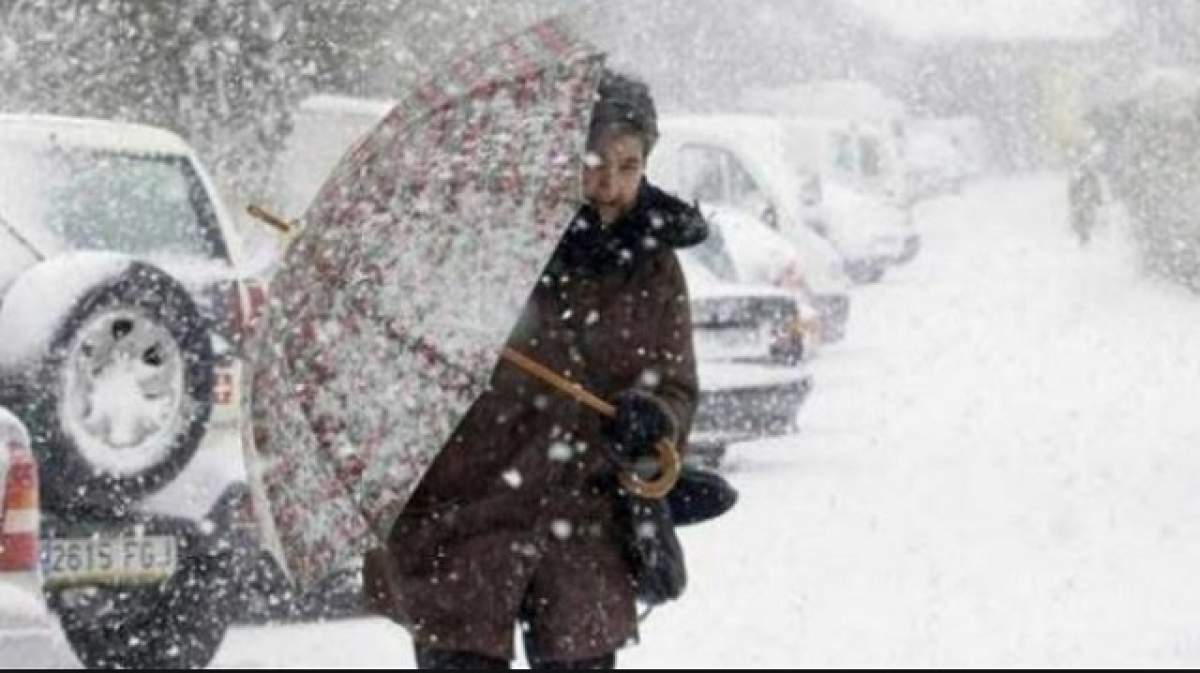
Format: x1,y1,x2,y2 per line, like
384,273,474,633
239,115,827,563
61,308,189,476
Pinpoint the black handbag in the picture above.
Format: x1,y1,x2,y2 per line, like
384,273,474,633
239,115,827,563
619,492,687,606
619,466,738,606
668,465,738,527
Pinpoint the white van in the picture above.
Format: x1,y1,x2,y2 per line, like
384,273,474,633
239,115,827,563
273,94,396,218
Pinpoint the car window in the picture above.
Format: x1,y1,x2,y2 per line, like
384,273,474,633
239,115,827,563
0,142,229,262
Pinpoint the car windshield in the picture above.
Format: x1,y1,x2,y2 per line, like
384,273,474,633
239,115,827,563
0,141,228,261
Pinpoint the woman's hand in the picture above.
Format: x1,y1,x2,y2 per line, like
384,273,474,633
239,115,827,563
610,390,675,462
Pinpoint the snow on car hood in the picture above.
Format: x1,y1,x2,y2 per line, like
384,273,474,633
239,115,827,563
678,248,794,302
821,181,911,253
702,203,850,296
0,252,133,367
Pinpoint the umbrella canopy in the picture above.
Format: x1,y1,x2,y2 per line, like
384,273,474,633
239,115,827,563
248,18,605,591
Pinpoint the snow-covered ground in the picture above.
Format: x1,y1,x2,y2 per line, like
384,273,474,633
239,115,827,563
9,172,1200,667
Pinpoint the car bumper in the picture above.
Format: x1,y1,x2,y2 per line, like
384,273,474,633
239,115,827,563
692,363,813,449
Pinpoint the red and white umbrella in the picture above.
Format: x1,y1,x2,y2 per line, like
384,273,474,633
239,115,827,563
248,18,605,591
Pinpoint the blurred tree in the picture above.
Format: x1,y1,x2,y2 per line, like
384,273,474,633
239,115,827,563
0,0,437,216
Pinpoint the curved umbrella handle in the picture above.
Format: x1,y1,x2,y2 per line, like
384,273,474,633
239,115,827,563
618,438,682,500
500,348,682,499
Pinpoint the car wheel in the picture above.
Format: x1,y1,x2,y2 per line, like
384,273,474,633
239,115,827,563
48,551,235,669
13,261,214,514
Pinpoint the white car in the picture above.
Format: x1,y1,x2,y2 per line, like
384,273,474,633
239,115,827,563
678,254,812,466
0,114,269,668
821,179,920,272
693,205,850,346
271,93,397,218
651,114,919,285
742,114,920,277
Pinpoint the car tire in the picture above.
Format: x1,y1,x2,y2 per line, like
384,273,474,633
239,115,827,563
13,261,214,514
48,550,235,669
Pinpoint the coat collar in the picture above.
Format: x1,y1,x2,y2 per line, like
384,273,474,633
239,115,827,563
552,180,708,278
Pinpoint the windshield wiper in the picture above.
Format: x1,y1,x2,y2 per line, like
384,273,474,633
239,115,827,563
0,210,46,262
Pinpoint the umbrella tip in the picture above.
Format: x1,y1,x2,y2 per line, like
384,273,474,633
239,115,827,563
247,204,295,235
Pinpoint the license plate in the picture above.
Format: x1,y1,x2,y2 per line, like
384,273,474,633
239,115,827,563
212,362,242,410
40,535,177,587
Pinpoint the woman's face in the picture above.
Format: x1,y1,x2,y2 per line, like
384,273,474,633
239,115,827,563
583,131,646,226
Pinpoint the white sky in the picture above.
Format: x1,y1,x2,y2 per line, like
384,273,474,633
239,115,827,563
853,0,1127,41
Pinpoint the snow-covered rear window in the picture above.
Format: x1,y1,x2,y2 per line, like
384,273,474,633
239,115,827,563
0,142,229,262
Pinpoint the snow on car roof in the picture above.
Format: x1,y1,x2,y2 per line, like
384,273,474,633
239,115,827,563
0,114,194,156
0,113,247,268
298,94,396,119
660,113,789,159
678,248,793,302
658,114,801,217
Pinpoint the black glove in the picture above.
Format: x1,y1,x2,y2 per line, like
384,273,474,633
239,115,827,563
610,390,675,462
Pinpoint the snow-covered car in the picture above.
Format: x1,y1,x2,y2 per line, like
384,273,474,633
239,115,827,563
821,179,920,270
904,116,989,202
680,253,812,466
651,114,919,285
766,115,920,276
691,205,849,346
0,114,268,668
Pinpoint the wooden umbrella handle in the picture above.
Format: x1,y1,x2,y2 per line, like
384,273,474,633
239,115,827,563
500,348,681,499
618,438,682,500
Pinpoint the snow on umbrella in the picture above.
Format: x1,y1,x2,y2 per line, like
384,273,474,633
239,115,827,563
247,18,606,591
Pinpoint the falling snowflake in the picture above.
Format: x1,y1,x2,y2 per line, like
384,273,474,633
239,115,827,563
547,442,573,462
550,519,573,540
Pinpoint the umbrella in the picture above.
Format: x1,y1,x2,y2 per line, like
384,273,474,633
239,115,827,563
248,18,606,592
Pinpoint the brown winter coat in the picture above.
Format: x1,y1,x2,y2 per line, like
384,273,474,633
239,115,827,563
377,182,705,661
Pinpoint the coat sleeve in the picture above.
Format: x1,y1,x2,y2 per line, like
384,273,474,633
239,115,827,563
649,250,700,453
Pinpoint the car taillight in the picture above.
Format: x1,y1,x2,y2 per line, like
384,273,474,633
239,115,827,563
0,443,39,572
